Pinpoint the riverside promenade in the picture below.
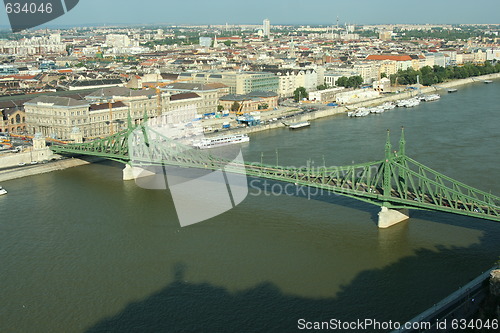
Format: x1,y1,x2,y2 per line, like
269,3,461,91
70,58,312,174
208,72,500,137
0,157,99,182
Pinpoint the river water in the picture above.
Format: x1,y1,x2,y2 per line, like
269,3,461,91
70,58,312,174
1,81,499,332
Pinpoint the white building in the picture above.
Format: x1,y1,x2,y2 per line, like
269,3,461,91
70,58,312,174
272,68,318,97
308,87,345,102
199,37,212,47
263,19,271,37
486,48,500,61
372,78,391,91
353,62,379,83
105,34,132,48
335,88,379,104
0,35,66,55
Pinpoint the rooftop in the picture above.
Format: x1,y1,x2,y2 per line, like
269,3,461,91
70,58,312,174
24,95,89,107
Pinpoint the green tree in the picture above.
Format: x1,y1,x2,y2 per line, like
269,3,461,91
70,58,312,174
230,101,240,111
336,76,348,87
347,76,363,88
223,40,232,47
317,84,329,90
293,87,308,102
217,105,224,112
336,75,363,88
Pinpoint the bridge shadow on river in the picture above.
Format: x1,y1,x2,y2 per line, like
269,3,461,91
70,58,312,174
85,230,498,333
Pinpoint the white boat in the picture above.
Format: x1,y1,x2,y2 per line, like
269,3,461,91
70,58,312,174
348,108,371,117
192,134,250,149
368,107,384,114
404,98,420,108
289,121,311,129
355,108,370,117
0,186,7,195
422,94,440,102
381,102,396,110
396,99,409,107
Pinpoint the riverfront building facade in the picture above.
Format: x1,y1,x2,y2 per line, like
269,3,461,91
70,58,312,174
180,71,279,95
24,88,204,140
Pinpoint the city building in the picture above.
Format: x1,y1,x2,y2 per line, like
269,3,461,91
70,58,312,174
199,37,213,47
24,88,204,139
24,96,91,139
372,77,391,92
219,91,278,112
308,87,345,103
378,30,393,41
335,88,380,104
0,34,65,55
105,34,132,48
0,108,26,134
63,79,124,91
267,68,318,97
181,71,279,95
263,19,271,37
161,82,220,115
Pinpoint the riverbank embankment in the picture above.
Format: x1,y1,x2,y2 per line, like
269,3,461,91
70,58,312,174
0,156,101,183
393,267,497,332
210,72,500,137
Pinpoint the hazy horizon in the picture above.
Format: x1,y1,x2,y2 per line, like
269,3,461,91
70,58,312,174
0,0,499,31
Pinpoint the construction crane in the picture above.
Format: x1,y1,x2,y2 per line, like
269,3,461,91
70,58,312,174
236,100,246,116
108,99,114,135
156,86,162,117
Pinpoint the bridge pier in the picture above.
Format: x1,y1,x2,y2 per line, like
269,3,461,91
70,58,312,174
123,164,135,181
122,164,157,181
378,206,409,228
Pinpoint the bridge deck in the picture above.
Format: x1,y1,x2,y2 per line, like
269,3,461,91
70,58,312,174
50,125,500,223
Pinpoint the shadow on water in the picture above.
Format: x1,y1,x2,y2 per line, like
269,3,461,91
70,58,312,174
246,175,499,230
83,160,499,231
85,236,496,333
77,160,497,232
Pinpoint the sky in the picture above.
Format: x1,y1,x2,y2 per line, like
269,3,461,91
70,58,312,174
1,0,499,29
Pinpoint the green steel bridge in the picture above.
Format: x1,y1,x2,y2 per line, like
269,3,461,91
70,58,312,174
51,121,500,226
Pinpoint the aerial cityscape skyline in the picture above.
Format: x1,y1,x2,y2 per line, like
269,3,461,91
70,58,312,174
1,0,500,28
1,1,500,331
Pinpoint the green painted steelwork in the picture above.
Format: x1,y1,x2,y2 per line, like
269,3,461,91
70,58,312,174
50,123,500,223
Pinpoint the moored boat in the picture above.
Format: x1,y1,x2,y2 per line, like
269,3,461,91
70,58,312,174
381,102,396,110
0,186,7,196
354,108,370,117
192,134,250,149
422,94,441,102
289,121,311,129
404,98,420,107
368,107,384,114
